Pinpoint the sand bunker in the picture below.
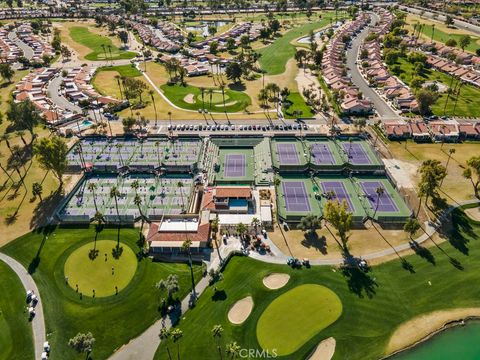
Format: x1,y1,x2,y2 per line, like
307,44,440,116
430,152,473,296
215,101,237,107
387,308,480,355
228,296,254,325
262,273,290,290
308,337,336,360
183,94,195,104
465,207,480,222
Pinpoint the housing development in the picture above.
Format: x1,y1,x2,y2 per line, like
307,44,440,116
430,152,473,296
0,1,479,360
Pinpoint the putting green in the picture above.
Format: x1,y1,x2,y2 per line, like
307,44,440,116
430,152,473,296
198,92,229,103
64,240,138,297
256,284,342,355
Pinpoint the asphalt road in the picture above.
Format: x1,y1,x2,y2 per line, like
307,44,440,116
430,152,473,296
399,6,480,37
7,31,34,60
346,13,401,121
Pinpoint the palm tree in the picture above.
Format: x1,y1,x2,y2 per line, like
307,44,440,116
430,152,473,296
131,179,140,194
0,151,15,185
16,130,27,146
168,111,172,129
225,342,241,359
134,194,147,236
212,325,224,359
92,211,104,251
251,217,261,234
441,148,456,186
100,44,108,62
32,182,43,202
211,215,222,261
200,87,206,112
431,23,436,43
110,185,121,226
373,186,384,219
208,89,214,111
88,182,98,212
159,328,173,360
171,328,183,360
149,90,158,128
114,75,124,99
220,84,226,114
236,222,247,240
107,44,113,64
177,181,185,211
182,239,196,295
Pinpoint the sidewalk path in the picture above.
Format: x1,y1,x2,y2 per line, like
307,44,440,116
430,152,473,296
0,253,46,360
249,199,480,265
109,237,242,360
110,200,478,359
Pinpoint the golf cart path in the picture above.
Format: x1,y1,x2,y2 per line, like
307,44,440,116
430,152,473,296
109,201,478,360
109,238,242,360
139,64,276,116
250,199,480,265
0,253,46,360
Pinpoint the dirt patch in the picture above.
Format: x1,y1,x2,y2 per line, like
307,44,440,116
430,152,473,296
382,159,417,190
263,273,290,290
386,308,480,355
228,296,254,325
465,207,480,221
183,94,195,104
307,337,336,360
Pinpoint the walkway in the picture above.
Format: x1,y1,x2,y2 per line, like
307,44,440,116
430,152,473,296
108,237,242,360
346,13,401,121
249,199,480,266
0,253,45,360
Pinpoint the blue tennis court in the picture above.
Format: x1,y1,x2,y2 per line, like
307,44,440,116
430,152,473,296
360,181,399,212
342,143,371,165
224,154,246,177
282,181,311,212
311,143,335,165
321,181,354,211
277,143,300,165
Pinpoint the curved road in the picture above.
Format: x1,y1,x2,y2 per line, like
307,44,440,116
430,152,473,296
0,253,45,360
7,31,34,60
346,13,401,121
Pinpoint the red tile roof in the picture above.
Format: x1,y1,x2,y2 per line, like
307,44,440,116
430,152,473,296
215,187,251,198
147,222,210,243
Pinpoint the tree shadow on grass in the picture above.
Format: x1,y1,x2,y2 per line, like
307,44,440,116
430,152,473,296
410,240,436,265
340,264,378,299
30,187,65,230
28,224,56,274
447,209,477,256
300,231,327,254
211,289,227,302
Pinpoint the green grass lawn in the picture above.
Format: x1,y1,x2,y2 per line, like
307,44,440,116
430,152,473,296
154,204,480,360
411,23,480,53
0,260,34,360
0,226,203,360
390,57,480,117
69,26,137,61
96,64,142,78
258,13,338,75
257,284,342,355
160,83,252,113
64,240,138,297
283,92,315,118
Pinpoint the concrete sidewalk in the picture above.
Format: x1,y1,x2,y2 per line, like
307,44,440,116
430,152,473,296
0,253,46,360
